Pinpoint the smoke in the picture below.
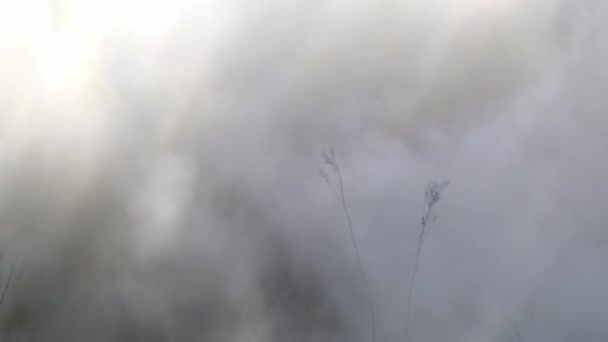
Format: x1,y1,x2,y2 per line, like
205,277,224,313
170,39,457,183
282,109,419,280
0,0,607,341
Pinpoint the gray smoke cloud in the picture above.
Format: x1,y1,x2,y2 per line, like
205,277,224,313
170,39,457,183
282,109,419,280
0,0,607,341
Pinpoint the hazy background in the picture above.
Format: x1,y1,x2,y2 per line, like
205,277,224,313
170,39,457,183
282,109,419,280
0,0,607,341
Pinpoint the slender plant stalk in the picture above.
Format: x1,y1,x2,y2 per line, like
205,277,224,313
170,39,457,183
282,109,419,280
0,251,16,307
336,165,377,342
405,205,430,341
321,147,377,342
405,181,449,341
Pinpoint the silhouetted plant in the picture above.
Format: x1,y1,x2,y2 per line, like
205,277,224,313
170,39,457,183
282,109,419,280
0,251,16,308
406,180,449,341
320,146,377,342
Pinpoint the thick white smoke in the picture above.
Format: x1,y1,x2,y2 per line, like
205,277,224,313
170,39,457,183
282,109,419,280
0,0,607,341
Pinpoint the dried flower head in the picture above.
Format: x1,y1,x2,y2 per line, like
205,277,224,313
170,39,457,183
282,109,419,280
425,180,450,208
